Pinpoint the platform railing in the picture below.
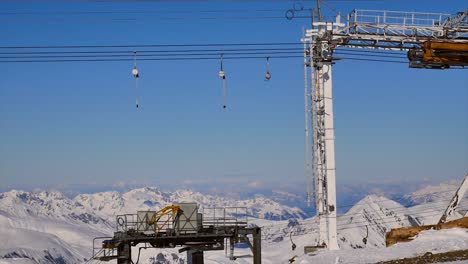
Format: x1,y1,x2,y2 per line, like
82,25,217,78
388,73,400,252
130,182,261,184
202,207,248,228
347,9,450,38
115,212,174,234
114,206,248,236
92,237,117,261
351,9,449,28
116,214,137,232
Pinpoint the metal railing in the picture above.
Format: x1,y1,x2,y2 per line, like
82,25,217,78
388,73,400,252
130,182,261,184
346,9,451,38
115,212,175,234
350,9,449,28
201,207,248,228
114,207,248,235
92,237,117,261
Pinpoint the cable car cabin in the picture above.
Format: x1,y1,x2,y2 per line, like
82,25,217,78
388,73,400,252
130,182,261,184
408,41,468,69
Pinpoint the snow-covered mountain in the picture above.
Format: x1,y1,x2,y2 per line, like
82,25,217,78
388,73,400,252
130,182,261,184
0,184,466,263
403,181,468,225
335,195,413,248
404,181,460,204
0,187,306,263
258,195,418,250
0,190,115,263
0,222,84,264
0,190,110,227
74,187,307,220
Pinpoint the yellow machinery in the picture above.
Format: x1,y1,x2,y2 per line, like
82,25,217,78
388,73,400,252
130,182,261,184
147,205,181,233
409,41,468,69
422,41,468,66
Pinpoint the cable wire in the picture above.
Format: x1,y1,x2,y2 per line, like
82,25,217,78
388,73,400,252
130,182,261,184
0,51,408,60
0,56,408,63
0,51,305,59
0,42,303,49
0,47,305,55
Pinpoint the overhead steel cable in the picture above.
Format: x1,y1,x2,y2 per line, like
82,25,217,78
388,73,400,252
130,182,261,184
0,48,408,58
334,191,464,216
337,205,468,229
336,207,468,232
335,189,461,212
0,55,305,63
317,198,458,228
0,15,314,22
333,197,467,230
0,51,407,59
258,199,460,230
336,200,456,224
0,56,409,63
0,41,410,64
0,56,408,63
258,189,464,229
0,43,411,60
0,47,306,55
258,203,465,232
0,51,305,59
0,8,288,16
0,42,302,49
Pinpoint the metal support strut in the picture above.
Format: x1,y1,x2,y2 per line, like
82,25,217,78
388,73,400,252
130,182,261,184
302,17,343,251
117,243,131,264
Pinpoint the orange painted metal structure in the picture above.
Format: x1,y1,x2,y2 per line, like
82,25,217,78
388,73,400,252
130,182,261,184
422,41,468,66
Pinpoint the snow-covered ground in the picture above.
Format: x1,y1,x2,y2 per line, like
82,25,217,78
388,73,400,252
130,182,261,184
0,182,466,264
200,228,468,264
294,228,468,264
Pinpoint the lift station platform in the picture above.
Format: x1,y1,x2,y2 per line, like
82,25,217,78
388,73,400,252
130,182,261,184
92,203,261,264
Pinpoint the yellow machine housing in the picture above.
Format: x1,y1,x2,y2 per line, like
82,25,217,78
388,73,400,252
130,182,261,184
421,41,468,67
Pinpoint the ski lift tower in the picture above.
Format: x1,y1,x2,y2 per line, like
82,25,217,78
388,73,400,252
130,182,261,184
302,9,468,250
302,17,345,250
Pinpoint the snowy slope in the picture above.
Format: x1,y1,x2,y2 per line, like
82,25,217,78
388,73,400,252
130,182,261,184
104,220,468,264
0,214,85,264
405,181,459,204
256,195,416,250
336,195,413,248
0,190,114,263
404,181,468,225
294,228,468,264
0,190,111,229
206,196,467,264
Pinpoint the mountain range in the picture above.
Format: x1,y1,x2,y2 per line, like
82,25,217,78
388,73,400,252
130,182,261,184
0,181,466,263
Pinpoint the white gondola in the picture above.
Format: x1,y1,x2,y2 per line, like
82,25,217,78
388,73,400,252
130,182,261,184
219,54,227,109
265,57,271,81
132,51,140,109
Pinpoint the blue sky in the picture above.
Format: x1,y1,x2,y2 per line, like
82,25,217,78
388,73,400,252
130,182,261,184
0,0,467,193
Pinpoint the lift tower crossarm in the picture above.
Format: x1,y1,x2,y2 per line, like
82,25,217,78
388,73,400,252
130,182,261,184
306,10,468,51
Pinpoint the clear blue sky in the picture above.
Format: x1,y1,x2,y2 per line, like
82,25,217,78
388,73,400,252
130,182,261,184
0,0,467,192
